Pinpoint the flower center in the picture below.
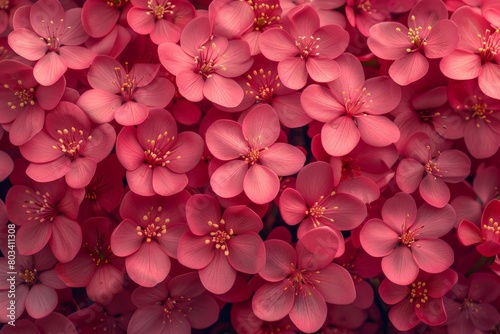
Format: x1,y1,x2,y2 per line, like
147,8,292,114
294,35,320,58
483,217,500,239
396,15,431,53
40,18,70,52
478,28,500,63
399,229,416,247
357,0,372,12
248,0,281,31
307,201,325,218
341,157,362,180
463,101,495,128
162,296,193,323
243,148,261,164
19,269,37,284
51,127,91,158
409,281,428,308
144,131,178,168
146,0,175,19
136,206,170,242
342,87,373,116
22,189,57,223
245,68,280,101
0,0,9,9
305,193,338,228
194,40,226,78
106,0,129,7
205,219,233,256
286,263,321,295
112,63,142,101
425,159,442,177
3,80,36,110
84,242,112,266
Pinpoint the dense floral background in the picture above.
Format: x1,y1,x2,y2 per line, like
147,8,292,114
0,0,500,333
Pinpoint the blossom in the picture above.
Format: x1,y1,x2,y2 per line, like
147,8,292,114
7,0,95,86
345,0,391,37
360,192,456,285
0,59,65,146
368,0,459,85
205,104,305,204
158,16,253,108
128,272,219,333
301,53,401,156
116,108,203,196
77,55,175,126
177,194,265,294
379,269,458,331
81,0,131,38
259,4,349,89
110,190,189,287
127,0,196,45
252,227,355,333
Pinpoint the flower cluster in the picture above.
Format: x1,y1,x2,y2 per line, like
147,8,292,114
0,0,500,333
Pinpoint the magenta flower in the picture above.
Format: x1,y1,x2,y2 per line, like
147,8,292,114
396,132,471,208
0,59,65,146
77,55,175,126
116,108,204,196
368,0,459,85
19,101,116,189
440,6,500,100
259,4,349,90
177,194,265,294
128,272,219,333
457,199,500,257
379,269,458,331
301,53,401,156
360,192,456,285
158,16,253,108
5,178,83,263
444,273,500,333
231,300,296,334
0,246,67,320
7,0,95,86
252,227,356,333
56,217,124,305
205,104,305,204
110,190,189,287
127,0,196,45
279,161,367,238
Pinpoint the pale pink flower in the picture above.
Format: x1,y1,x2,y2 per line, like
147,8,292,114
5,178,84,263
252,227,356,333
379,269,458,331
205,104,305,204
81,0,130,38
158,16,253,108
19,101,116,189
396,132,471,208
56,217,125,305
116,108,204,197
279,161,367,238
8,0,95,86
259,5,349,89
440,6,500,99
77,55,175,126
368,0,458,85
177,194,265,294
0,59,65,145
110,190,189,287
301,53,401,156
360,192,456,285
444,273,500,333
127,0,196,45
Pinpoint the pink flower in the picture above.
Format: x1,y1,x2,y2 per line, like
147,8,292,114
379,269,458,331
457,199,500,257
345,0,391,37
0,246,67,320
110,190,189,287
205,104,305,204
301,53,401,156
158,16,253,108
360,192,456,285
5,179,83,263
440,6,500,99
177,194,265,294
231,300,297,334
259,5,349,89
19,101,116,189
7,0,95,86
77,55,175,126
0,150,13,182
128,272,219,333
116,108,204,197
127,0,196,45
279,161,367,238
444,273,500,333
56,217,125,305
368,0,458,85
396,132,471,208
448,79,500,159
81,0,130,38
252,227,356,333
0,0,31,35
